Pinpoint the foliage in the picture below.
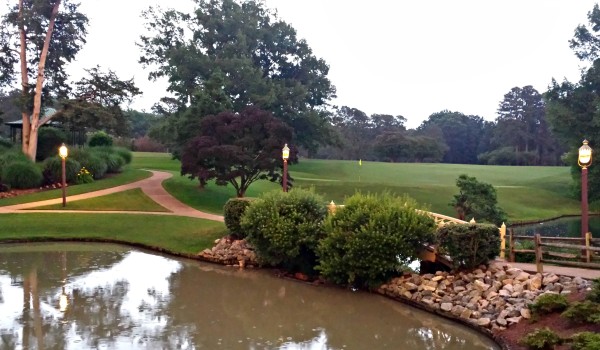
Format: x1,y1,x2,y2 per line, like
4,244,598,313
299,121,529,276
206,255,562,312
437,223,500,270
528,293,569,316
0,149,29,172
112,147,132,164
0,137,13,149
450,174,507,225
90,148,125,173
180,106,296,197
417,110,488,164
561,300,600,324
70,148,108,179
373,131,447,163
514,239,536,263
36,127,68,161
223,198,254,238
88,131,113,147
133,136,166,152
569,4,600,61
571,332,600,350
478,147,540,166
2,161,43,189
519,328,563,350
42,156,81,184
139,0,335,151
586,278,600,303
75,167,94,184
317,192,435,288
124,110,161,138
241,189,328,274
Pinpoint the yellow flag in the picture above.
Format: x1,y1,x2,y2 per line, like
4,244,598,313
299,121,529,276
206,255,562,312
359,159,362,166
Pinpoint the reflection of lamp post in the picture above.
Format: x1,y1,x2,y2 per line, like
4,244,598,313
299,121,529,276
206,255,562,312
578,140,593,243
59,143,68,207
282,144,290,192
59,251,69,312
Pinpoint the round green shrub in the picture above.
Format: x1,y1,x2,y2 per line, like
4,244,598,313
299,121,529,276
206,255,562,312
437,223,500,270
42,156,81,184
529,293,569,316
88,131,113,147
0,137,13,149
70,148,108,179
317,192,436,288
0,149,29,171
586,278,600,303
112,146,132,164
224,198,254,238
561,300,600,324
571,332,600,350
241,188,327,275
3,161,43,189
36,127,67,161
519,328,562,350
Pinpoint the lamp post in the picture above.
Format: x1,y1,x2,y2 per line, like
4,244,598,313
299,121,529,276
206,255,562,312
578,139,592,244
282,143,289,192
59,143,68,207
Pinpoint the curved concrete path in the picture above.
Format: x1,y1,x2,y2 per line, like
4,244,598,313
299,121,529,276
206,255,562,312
0,170,224,222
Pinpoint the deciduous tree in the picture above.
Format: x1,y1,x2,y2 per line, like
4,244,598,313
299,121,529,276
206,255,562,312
180,106,296,197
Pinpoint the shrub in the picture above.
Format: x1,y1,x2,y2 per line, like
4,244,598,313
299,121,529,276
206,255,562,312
224,198,254,238
112,146,132,164
514,240,536,263
75,167,94,184
561,300,600,324
91,149,125,173
571,332,600,350
36,127,67,161
586,278,600,303
241,188,328,275
316,192,436,288
519,328,562,350
133,136,167,152
0,149,29,171
88,131,113,147
437,223,500,270
42,156,81,184
3,161,43,189
70,148,108,179
0,137,13,149
528,293,569,316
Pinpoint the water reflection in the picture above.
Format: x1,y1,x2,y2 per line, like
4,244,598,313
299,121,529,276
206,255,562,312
0,243,498,349
511,216,600,237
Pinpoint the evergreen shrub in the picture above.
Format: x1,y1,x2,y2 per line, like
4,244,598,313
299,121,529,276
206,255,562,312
437,223,500,270
586,278,600,303
571,332,600,350
317,192,436,288
241,188,327,275
519,328,562,350
88,131,113,147
112,147,132,164
90,148,125,173
42,156,81,184
528,293,569,316
224,198,254,238
3,161,43,189
561,300,600,324
36,127,67,161
0,137,12,149
70,148,108,179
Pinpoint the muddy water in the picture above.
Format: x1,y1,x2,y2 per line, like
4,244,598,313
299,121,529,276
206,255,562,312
0,243,499,349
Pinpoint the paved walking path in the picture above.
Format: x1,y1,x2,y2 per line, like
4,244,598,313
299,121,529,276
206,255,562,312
0,170,224,222
494,260,600,280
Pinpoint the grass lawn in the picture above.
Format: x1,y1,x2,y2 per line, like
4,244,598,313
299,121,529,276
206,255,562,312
0,213,226,254
0,167,151,207
28,188,170,212
129,153,580,222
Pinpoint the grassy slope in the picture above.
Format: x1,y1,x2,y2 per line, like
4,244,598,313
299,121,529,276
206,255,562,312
130,153,578,222
0,213,226,254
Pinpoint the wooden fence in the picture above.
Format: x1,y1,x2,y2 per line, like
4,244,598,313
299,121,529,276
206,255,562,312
508,230,600,273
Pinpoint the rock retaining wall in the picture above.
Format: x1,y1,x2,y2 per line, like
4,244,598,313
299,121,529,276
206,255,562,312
198,238,258,267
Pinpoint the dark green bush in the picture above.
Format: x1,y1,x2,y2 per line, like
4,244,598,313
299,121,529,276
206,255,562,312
112,146,132,164
519,328,562,350
70,148,108,179
528,293,569,316
316,192,436,288
88,131,113,147
241,188,327,275
0,137,13,149
0,149,29,171
561,300,600,324
36,127,67,161
514,240,536,263
224,198,254,238
571,332,600,350
437,223,500,270
42,156,81,184
91,149,125,173
586,278,600,303
3,161,43,189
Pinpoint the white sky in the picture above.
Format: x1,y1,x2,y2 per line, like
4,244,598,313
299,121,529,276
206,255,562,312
40,1,600,128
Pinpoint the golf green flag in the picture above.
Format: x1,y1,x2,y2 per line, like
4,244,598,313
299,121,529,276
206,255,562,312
359,159,362,166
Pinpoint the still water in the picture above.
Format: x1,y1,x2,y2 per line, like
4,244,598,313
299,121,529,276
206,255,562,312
511,216,600,237
0,243,499,349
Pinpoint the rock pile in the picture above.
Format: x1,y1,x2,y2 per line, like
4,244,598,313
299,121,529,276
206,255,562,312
377,262,591,331
198,237,258,267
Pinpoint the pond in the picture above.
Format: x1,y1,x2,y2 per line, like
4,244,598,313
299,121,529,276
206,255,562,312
510,216,600,237
0,243,499,349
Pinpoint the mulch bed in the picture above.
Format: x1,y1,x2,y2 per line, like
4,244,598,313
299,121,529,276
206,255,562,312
494,291,600,350
0,184,64,199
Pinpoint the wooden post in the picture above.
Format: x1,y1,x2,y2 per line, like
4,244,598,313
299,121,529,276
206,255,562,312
534,233,543,274
586,232,592,263
499,222,506,260
509,229,515,263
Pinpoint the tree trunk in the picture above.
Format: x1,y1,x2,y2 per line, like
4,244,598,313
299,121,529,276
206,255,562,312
21,0,62,161
18,0,30,155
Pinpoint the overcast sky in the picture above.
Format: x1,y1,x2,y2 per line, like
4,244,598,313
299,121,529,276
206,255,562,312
59,1,600,128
